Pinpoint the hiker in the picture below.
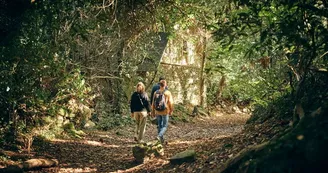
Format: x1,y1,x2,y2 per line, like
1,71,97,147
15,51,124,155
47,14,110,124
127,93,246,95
150,76,168,106
152,79,174,144
130,82,151,143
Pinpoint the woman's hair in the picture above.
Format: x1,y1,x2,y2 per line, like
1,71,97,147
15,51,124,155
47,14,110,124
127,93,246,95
136,82,145,93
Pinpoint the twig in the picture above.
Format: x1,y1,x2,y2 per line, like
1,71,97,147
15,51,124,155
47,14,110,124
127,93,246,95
319,51,328,59
287,64,300,81
87,76,123,80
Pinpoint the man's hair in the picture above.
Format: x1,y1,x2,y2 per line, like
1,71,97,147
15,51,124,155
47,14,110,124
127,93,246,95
159,80,166,87
159,76,165,82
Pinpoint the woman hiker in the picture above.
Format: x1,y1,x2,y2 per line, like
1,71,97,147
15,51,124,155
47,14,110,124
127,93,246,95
130,82,151,143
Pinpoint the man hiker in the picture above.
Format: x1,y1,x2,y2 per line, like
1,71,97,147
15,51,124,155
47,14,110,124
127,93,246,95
152,79,173,144
130,82,151,143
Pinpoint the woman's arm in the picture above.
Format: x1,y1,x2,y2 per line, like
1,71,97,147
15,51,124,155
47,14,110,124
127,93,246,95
130,93,135,117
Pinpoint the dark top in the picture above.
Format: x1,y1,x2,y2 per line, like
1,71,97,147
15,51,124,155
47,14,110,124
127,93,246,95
150,83,168,104
130,91,151,113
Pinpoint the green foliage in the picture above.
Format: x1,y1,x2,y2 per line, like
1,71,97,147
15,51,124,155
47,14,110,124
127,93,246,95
170,104,191,123
0,0,98,145
62,122,86,139
207,0,327,114
0,125,9,147
247,94,293,124
206,35,291,108
97,114,134,131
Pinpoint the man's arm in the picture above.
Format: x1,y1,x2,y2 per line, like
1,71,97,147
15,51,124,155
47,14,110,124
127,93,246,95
167,91,174,115
150,84,159,105
150,87,155,105
151,98,156,117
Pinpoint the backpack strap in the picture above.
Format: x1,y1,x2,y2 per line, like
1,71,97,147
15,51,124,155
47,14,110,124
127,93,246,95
137,93,145,108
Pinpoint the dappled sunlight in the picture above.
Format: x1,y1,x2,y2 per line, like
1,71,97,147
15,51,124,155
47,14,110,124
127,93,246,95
195,113,250,125
57,167,98,173
168,139,203,145
52,139,134,149
169,135,230,146
114,158,169,173
84,140,103,146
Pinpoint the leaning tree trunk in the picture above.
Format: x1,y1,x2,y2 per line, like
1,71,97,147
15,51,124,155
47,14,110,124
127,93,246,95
199,36,206,106
216,75,226,104
199,29,207,107
292,28,317,127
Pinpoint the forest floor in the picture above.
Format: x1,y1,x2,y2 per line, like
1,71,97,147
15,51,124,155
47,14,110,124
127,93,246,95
1,112,288,173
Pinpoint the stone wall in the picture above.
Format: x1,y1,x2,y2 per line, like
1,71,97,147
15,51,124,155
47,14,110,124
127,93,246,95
157,36,206,106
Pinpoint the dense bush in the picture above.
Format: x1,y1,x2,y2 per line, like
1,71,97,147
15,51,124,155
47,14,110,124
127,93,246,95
0,0,97,145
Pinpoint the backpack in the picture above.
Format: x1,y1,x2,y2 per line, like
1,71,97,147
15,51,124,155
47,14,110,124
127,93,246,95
154,90,167,111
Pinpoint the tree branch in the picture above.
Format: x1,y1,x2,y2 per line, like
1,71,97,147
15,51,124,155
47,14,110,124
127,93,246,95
298,4,328,18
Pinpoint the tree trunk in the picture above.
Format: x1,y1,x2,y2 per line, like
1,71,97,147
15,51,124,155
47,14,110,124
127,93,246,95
216,75,226,103
199,33,206,106
113,40,125,114
0,159,58,173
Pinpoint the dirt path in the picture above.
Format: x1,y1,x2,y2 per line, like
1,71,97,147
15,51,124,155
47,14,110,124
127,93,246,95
30,114,250,173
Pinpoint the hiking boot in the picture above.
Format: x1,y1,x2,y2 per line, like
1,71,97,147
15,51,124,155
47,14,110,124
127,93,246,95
157,136,165,144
